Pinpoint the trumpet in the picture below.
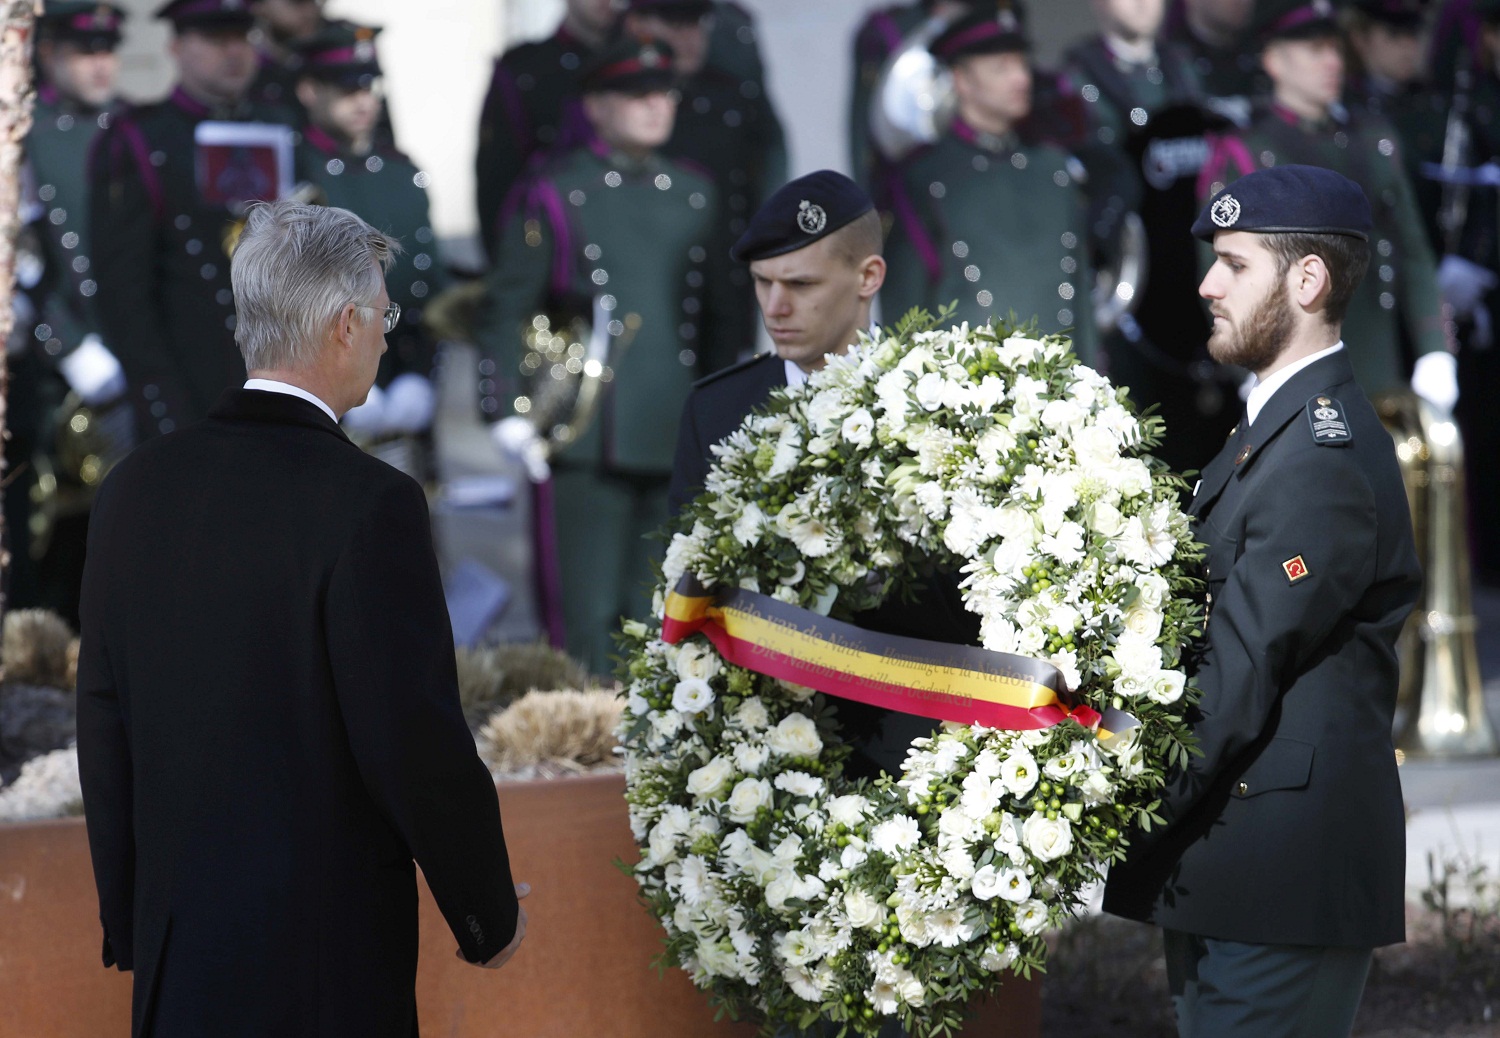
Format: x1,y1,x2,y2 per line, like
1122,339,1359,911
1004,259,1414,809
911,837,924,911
1379,392,1498,757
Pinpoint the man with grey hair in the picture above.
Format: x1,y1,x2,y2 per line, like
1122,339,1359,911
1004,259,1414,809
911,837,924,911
76,200,527,1036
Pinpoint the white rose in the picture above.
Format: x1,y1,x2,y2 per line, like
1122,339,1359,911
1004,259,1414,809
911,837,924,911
1136,572,1171,610
844,889,887,930
995,865,1032,903
1148,668,1187,704
726,777,774,823
999,750,1040,798
1114,458,1153,498
678,642,723,681
898,972,926,1007
976,424,1018,464
1021,813,1074,861
686,755,735,801
1074,423,1121,467
672,677,715,715
971,864,1003,900
767,713,824,758
1089,499,1126,538
841,407,875,447
1123,605,1164,641
827,794,871,827
841,839,869,870
1079,769,1115,805
914,371,946,411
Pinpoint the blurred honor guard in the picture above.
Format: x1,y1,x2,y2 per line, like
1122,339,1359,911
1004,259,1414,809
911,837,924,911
90,0,300,442
1162,0,1261,121
246,0,323,112
881,9,1098,359
1105,165,1421,1037
476,37,736,672
624,0,788,359
5,1,129,624
704,1,771,92
474,0,616,260
293,20,446,443
669,170,885,511
1063,0,1205,147
78,201,526,1036
1198,0,1454,406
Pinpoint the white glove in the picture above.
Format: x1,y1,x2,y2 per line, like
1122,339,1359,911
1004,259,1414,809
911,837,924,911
491,415,551,483
342,382,387,434
382,373,436,435
1437,255,1497,317
58,335,126,406
1411,351,1459,413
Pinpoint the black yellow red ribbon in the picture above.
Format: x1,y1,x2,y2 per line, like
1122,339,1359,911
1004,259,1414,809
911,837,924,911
662,574,1130,736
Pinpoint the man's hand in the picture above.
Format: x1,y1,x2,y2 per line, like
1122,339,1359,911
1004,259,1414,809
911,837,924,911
1411,351,1459,413
59,335,127,406
459,882,530,970
342,383,387,435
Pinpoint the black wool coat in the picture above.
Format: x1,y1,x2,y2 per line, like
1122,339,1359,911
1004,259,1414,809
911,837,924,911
77,389,519,1037
1104,350,1420,947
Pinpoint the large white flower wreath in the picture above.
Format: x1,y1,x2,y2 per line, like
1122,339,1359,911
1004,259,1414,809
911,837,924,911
619,312,1203,1036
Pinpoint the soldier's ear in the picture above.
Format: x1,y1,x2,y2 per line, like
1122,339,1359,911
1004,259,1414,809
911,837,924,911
859,255,886,299
1292,254,1331,312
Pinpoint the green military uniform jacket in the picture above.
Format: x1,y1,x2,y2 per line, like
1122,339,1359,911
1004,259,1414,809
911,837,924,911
1199,102,1446,394
1346,74,1452,253
881,118,1098,360
1062,36,1203,149
89,87,295,440
474,25,596,260
299,126,449,385
1104,349,1419,947
475,141,735,474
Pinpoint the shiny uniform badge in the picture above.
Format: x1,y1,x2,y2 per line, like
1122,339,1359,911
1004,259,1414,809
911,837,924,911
797,200,827,235
1306,394,1352,445
1283,554,1310,584
1210,193,1240,228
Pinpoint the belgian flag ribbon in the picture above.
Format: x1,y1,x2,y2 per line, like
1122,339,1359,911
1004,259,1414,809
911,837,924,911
663,574,1137,738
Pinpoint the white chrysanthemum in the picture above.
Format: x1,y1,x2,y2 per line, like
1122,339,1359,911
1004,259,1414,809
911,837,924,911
828,794,871,827
786,515,836,558
774,771,825,798
732,697,769,731
732,502,766,546
871,816,922,856
980,943,1019,972
732,741,770,775
766,713,823,758
679,855,714,906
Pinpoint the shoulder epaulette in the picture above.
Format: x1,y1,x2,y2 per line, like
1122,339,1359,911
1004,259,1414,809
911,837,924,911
1306,394,1352,446
692,352,777,390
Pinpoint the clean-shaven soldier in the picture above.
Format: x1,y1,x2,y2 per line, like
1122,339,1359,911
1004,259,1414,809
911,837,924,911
667,169,884,513
1103,165,1421,1037
78,201,527,1038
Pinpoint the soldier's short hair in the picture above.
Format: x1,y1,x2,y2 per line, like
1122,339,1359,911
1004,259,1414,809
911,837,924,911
231,200,400,371
1261,231,1370,327
827,209,885,268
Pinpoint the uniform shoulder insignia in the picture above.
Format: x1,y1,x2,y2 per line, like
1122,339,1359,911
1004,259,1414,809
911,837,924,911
1306,394,1352,446
692,352,776,390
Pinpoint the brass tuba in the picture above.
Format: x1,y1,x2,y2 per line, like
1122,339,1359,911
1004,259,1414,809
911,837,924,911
512,296,640,457
28,391,135,559
1379,392,1498,757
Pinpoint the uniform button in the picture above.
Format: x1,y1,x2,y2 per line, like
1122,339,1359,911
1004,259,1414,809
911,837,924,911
1237,782,1249,796
326,159,344,176
413,171,431,189
365,156,383,173
654,174,672,191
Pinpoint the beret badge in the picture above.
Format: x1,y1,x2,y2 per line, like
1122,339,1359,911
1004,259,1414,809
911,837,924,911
1211,194,1241,228
797,200,827,235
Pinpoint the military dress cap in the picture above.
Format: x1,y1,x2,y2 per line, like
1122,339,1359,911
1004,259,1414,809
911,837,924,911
1193,163,1373,241
623,0,714,19
292,20,383,88
39,2,126,47
579,36,677,94
730,170,875,262
1252,0,1344,44
929,4,1029,64
154,0,255,30
1350,0,1427,26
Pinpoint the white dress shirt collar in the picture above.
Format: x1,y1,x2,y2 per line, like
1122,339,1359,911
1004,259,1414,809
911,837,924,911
1246,341,1344,426
243,378,338,424
784,359,809,388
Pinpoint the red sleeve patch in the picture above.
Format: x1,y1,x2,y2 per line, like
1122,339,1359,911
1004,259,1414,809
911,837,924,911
1282,555,1309,584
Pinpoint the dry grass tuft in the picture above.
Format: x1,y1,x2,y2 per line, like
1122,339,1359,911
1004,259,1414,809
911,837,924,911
455,641,596,728
2,610,77,690
476,689,623,774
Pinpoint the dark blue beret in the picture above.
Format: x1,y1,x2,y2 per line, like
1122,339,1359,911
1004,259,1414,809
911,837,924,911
731,170,875,262
1192,164,1372,242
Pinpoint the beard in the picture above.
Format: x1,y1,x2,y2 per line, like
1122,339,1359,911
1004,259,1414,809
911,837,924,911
1206,279,1296,372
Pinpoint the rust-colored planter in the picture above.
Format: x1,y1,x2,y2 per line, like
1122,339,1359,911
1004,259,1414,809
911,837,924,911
0,773,1039,1036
